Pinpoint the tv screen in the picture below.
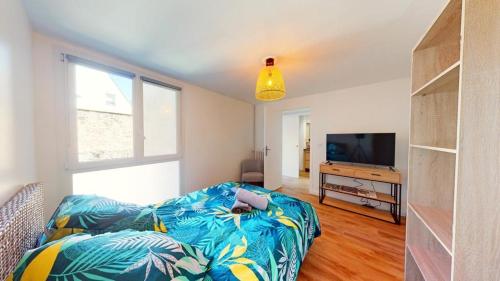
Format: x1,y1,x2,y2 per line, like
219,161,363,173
326,133,395,166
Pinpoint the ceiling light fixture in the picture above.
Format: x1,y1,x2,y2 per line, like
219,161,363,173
255,57,286,101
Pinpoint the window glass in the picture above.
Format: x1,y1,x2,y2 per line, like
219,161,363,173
143,82,178,156
74,64,133,162
73,161,180,204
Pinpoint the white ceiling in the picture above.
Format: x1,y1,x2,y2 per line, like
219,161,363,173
22,0,446,103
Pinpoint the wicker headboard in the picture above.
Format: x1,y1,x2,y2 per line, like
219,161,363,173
0,183,44,280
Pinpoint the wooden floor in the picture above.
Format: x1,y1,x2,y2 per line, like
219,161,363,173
278,178,406,281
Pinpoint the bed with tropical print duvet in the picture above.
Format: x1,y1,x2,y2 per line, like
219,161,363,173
10,182,321,281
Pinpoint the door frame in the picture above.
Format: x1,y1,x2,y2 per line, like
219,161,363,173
264,107,311,190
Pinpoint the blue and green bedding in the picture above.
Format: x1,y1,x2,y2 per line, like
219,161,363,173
10,230,208,281
12,182,321,281
157,182,321,281
39,194,166,244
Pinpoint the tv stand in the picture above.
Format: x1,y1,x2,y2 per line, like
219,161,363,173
319,162,402,224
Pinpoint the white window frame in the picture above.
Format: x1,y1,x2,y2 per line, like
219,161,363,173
62,52,182,172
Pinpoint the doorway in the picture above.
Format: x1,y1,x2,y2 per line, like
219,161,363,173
281,110,310,190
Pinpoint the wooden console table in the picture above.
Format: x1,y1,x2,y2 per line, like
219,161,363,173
319,162,402,224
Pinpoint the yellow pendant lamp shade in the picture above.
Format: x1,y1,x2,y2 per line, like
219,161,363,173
255,58,286,101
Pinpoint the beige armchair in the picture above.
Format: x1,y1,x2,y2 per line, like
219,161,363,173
240,159,264,187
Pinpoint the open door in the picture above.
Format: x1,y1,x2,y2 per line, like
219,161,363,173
264,106,282,190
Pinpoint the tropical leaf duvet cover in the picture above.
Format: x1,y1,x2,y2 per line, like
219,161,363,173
156,182,321,281
40,194,167,245
9,230,208,281
11,182,320,281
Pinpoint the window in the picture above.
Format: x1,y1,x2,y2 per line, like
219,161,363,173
65,54,181,202
66,55,181,168
73,161,180,205
73,64,134,162
142,78,179,156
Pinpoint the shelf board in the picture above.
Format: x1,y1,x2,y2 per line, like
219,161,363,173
322,196,395,223
411,0,462,92
407,245,451,281
413,0,462,52
411,61,460,97
409,203,453,255
410,144,457,154
322,184,396,204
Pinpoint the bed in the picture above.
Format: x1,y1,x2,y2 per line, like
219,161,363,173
1,182,321,281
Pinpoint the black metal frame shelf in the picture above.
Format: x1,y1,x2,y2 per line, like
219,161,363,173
319,168,402,224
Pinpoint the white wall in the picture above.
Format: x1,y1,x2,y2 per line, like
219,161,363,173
0,0,36,205
256,78,410,214
182,84,254,190
32,33,254,219
254,105,265,152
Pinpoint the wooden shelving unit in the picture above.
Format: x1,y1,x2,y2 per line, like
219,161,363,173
406,0,500,279
406,0,460,279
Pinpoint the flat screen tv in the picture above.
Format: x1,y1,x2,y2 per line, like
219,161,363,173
326,133,395,167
